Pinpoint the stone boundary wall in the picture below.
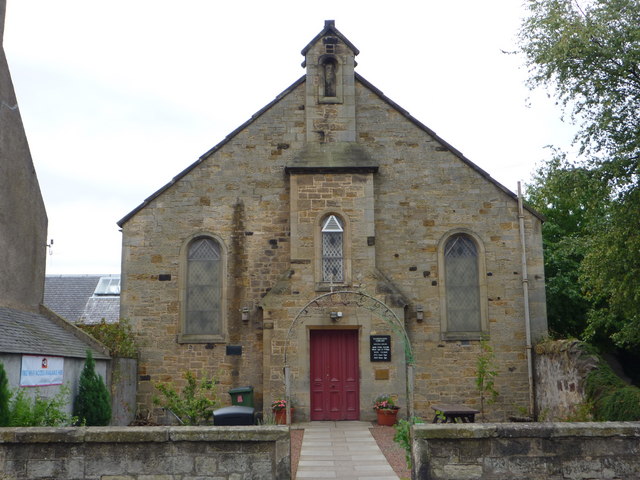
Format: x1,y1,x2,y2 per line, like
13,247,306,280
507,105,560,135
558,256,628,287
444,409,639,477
412,422,640,480
0,426,290,480
534,339,599,421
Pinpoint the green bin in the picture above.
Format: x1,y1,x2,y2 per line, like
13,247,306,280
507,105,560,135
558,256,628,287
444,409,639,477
228,386,254,407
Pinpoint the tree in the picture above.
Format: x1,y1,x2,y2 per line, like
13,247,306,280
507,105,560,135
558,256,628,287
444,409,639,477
0,363,10,426
74,350,111,426
519,0,640,352
581,188,640,350
520,0,640,178
525,152,609,339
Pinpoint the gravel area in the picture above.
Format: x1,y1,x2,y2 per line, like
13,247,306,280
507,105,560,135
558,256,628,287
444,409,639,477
369,424,412,479
290,424,410,480
290,428,303,479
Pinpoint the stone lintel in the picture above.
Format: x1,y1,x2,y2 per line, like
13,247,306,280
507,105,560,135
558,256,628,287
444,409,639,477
286,142,377,173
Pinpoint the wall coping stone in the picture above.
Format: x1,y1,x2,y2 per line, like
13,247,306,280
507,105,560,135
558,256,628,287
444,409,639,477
413,421,640,440
0,426,290,444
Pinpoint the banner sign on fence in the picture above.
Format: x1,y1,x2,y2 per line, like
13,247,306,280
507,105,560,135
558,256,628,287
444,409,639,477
20,355,64,387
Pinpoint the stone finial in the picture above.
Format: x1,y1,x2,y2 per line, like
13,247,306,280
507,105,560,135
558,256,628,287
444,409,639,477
325,20,335,29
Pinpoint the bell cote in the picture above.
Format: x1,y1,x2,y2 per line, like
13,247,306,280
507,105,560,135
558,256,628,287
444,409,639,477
302,20,359,143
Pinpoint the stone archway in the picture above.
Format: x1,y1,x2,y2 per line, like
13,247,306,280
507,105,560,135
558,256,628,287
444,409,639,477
282,290,415,424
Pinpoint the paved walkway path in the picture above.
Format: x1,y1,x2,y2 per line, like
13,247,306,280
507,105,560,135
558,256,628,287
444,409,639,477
295,421,399,480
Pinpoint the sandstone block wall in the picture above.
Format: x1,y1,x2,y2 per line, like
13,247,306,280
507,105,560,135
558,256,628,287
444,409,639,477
412,422,640,480
0,426,290,480
354,82,545,420
120,25,547,423
120,85,306,416
534,339,599,421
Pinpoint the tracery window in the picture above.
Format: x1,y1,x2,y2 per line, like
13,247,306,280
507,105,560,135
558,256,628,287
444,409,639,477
321,215,344,283
185,237,222,336
443,233,483,335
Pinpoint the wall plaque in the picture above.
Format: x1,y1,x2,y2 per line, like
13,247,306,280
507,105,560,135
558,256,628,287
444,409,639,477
370,335,391,362
375,369,390,380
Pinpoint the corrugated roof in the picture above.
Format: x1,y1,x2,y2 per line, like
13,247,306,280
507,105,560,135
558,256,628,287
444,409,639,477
44,275,120,324
0,306,110,359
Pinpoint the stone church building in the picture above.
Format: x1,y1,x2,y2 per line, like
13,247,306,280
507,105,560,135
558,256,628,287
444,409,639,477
119,21,547,422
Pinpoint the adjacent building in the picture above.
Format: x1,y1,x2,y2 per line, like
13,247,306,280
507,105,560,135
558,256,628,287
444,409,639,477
0,0,109,411
44,274,121,324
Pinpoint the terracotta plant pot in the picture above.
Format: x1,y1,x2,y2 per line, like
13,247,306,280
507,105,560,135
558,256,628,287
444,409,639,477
376,408,400,426
273,407,294,425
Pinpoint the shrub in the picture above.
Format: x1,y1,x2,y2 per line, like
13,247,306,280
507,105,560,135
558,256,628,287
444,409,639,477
74,350,112,425
476,336,499,420
153,370,219,425
78,319,137,358
597,386,640,421
0,363,10,426
393,417,424,468
9,385,75,426
585,361,640,421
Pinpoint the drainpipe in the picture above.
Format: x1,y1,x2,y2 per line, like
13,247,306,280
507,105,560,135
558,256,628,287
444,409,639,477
517,182,535,418
285,365,292,425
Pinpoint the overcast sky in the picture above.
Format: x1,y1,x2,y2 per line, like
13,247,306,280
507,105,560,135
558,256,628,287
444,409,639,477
4,1,575,274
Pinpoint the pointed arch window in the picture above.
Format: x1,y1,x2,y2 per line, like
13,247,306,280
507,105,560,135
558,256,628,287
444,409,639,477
322,215,344,282
185,237,222,336
440,233,487,338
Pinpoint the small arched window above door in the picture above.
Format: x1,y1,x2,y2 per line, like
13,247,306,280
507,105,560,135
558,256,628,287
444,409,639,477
321,215,344,283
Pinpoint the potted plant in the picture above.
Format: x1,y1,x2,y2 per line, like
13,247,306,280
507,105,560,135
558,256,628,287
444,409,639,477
373,394,400,426
271,399,294,425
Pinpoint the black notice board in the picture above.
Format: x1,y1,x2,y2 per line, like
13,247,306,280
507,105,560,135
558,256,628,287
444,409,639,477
370,335,391,362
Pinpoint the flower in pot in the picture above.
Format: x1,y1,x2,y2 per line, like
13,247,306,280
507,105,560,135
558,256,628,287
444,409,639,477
271,399,293,424
373,394,400,426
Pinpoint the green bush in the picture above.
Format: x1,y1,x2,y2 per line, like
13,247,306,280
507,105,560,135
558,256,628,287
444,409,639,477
393,417,424,468
74,350,112,425
78,319,138,358
593,384,640,421
9,386,75,426
476,336,499,420
585,362,640,421
153,370,219,425
0,363,10,426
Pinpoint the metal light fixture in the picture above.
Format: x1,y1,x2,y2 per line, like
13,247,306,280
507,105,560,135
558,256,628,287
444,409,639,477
330,311,343,321
416,305,424,322
241,307,250,323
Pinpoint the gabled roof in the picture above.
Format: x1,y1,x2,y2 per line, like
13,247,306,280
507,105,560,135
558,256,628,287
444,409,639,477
0,305,110,359
353,73,544,221
118,71,544,226
44,275,120,324
117,76,305,227
301,20,359,57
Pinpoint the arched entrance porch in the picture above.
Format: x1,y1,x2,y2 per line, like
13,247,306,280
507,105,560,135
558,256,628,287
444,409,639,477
281,290,415,424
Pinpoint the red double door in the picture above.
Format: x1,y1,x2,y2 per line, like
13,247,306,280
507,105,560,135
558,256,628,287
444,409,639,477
310,329,360,420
